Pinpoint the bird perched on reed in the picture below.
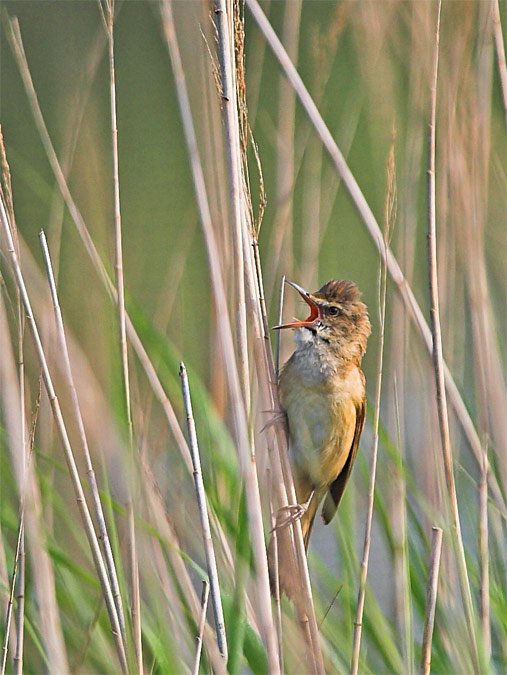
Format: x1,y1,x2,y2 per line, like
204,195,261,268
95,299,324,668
269,279,371,597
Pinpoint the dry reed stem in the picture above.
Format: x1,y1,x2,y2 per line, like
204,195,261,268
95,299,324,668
0,526,16,672
0,195,129,675
350,133,394,675
99,0,143,675
392,377,414,673
492,0,507,127
100,2,143,668
11,381,40,675
0,528,16,671
420,527,443,675
179,363,228,661
0,124,26,675
0,296,68,672
275,274,285,378
244,0,505,518
192,581,210,675
213,0,250,412
1,382,39,675
160,3,279,670
469,2,507,477
266,469,283,671
268,277,286,668
216,15,269,635
1,513,24,675
479,442,491,659
38,230,127,644
103,0,133,438
12,495,24,675
426,1,478,666
11,542,23,674
0,298,72,675
388,10,429,645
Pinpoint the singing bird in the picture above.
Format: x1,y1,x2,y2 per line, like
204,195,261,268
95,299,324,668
269,279,371,596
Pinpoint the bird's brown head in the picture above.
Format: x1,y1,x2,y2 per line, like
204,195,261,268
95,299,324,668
274,279,371,363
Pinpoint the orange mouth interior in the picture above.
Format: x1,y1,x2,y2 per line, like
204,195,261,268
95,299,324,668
273,282,320,330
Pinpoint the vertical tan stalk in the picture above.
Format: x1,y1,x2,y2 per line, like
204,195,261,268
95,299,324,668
426,0,478,666
0,525,16,670
12,373,34,675
392,378,414,673
14,266,25,675
0,194,128,675
267,278,285,666
100,1,142,668
351,134,394,675
214,0,250,409
274,275,285,378
243,0,505,518
479,444,490,658
192,581,210,675
0,124,25,675
1,513,24,675
420,527,443,675
104,0,133,439
39,230,127,643
159,3,279,671
12,532,24,675
179,363,228,661
266,470,283,671
0,297,68,674
6,381,40,675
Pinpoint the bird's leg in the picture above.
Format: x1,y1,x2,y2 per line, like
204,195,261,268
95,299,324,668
271,489,315,532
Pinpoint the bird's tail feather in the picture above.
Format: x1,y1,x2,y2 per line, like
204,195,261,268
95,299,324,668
302,509,317,552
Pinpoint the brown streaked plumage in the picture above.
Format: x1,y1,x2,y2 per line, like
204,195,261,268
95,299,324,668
269,279,371,597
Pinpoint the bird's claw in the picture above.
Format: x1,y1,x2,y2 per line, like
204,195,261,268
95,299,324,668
271,500,310,532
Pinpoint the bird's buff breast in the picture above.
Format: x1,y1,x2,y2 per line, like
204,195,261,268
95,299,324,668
279,352,363,489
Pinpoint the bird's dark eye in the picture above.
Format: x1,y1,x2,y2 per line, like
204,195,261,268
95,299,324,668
327,306,341,317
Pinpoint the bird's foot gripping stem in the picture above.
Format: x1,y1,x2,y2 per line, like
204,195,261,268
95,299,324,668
271,490,315,532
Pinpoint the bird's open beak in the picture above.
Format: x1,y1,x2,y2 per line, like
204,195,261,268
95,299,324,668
273,280,321,330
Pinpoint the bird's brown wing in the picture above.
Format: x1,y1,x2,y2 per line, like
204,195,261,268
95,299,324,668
321,398,366,525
